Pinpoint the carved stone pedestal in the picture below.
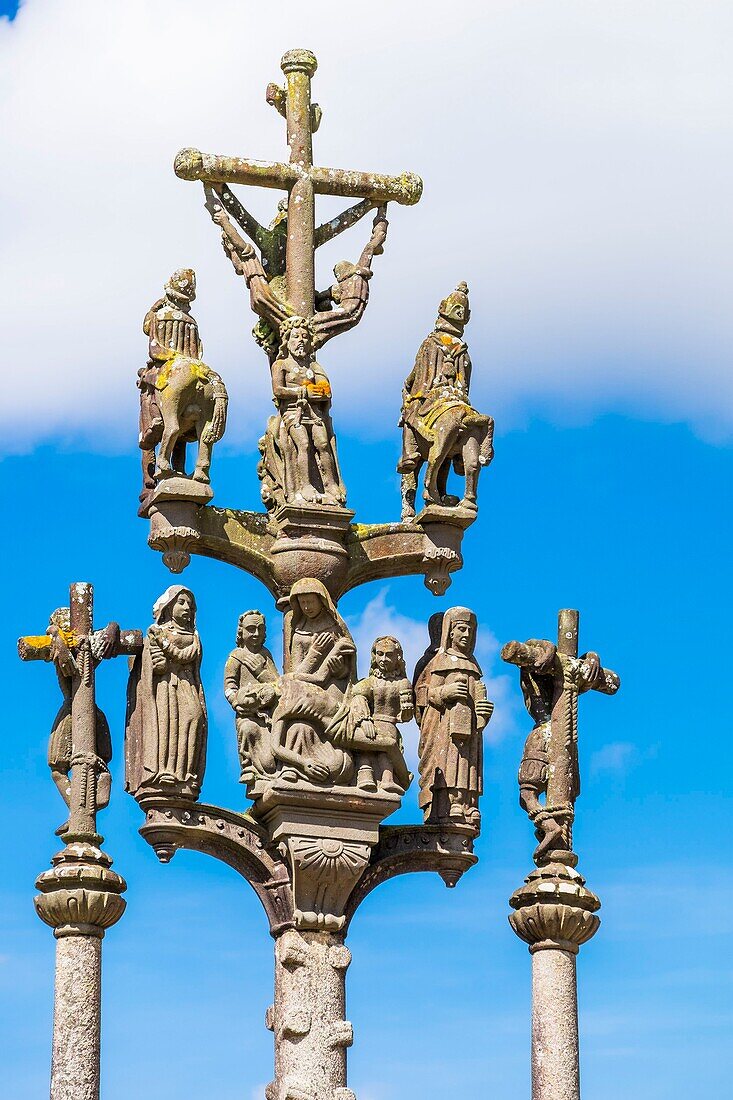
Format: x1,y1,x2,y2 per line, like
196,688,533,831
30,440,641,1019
147,498,203,573
509,857,600,1100
252,782,400,931
35,841,126,1100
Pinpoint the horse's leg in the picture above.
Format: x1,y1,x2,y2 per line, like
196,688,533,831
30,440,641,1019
424,417,458,503
436,458,450,502
461,433,480,508
193,413,212,483
158,401,180,477
401,469,418,520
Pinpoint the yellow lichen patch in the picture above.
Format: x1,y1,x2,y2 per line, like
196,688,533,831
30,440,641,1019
306,379,331,399
156,354,210,390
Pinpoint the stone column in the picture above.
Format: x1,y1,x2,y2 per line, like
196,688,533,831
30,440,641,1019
35,840,126,1100
266,928,355,1100
509,858,600,1100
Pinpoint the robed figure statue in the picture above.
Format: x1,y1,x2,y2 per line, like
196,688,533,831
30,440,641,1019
224,610,280,783
126,585,207,802
414,606,493,830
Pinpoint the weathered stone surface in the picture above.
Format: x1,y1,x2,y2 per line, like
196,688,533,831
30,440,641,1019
51,934,102,1100
502,608,619,864
414,607,493,832
398,282,494,519
19,583,137,1100
531,948,580,1100
504,609,619,1100
138,269,228,513
268,929,353,1100
125,585,207,803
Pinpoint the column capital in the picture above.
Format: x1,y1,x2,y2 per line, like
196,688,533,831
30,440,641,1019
35,842,126,939
281,49,318,76
509,860,600,954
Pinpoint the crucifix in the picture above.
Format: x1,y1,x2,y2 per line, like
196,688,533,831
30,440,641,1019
501,608,620,863
502,610,620,1100
18,583,142,1100
174,47,422,317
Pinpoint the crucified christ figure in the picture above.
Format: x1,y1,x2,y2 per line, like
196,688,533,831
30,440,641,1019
204,185,388,360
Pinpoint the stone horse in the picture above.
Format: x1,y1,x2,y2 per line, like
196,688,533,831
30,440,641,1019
153,353,228,484
402,399,494,519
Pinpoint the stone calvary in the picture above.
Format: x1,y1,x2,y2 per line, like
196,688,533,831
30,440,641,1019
18,48,619,1100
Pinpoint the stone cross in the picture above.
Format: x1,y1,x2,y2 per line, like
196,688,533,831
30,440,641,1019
502,610,620,1100
502,608,619,861
18,582,141,1100
173,48,422,317
19,582,142,840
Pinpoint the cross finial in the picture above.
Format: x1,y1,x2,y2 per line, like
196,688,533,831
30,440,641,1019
174,48,422,317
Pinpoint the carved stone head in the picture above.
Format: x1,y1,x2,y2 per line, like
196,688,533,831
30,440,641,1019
278,315,315,361
370,636,406,680
47,606,71,633
437,281,470,330
165,268,196,307
268,196,289,231
236,610,266,651
440,606,477,656
152,585,197,630
289,577,337,625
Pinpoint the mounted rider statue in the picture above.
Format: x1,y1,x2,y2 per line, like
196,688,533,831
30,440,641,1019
397,282,494,519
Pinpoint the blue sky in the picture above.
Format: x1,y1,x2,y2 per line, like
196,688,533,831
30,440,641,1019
3,2,733,1098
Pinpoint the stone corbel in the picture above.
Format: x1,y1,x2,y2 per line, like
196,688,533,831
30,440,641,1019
343,823,478,929
138,800,294,936
282,835,371,931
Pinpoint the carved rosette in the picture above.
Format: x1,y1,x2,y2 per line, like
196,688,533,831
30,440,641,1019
509,859,600,954
283,836,371,932
254,783,400,932
35,841,126,939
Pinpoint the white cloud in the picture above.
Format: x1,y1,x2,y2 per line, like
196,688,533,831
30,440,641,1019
3,0,733,452
589,739,638,777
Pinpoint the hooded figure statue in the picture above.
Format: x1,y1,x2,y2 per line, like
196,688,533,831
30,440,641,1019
125,585,207,802
267,578,355,786
414,606,493,829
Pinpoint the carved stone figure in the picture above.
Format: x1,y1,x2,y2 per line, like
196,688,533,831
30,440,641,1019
45,607,117,833
126,585,207,801
260,316,345,509
341,636,413,793
412,611,444,687
138,269,228,507
415,606,493,830
204,175,380,290
207,187,388,363
310,207,388,349
268,578,355,785
502,610,620,863
224,611,280,783
398,283,494,518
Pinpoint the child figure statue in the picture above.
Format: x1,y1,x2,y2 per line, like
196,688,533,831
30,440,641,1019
346,636,414,794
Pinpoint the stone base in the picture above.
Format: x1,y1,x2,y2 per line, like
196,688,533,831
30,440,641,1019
509,858,600,954
272,502,355,539
252,782,400,930
416,501,477,529
35,841,127,939
268,504,355,603
148,475,214,507
147,497,202,573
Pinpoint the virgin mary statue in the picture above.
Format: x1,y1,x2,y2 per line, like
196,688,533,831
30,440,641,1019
126,585,207,801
